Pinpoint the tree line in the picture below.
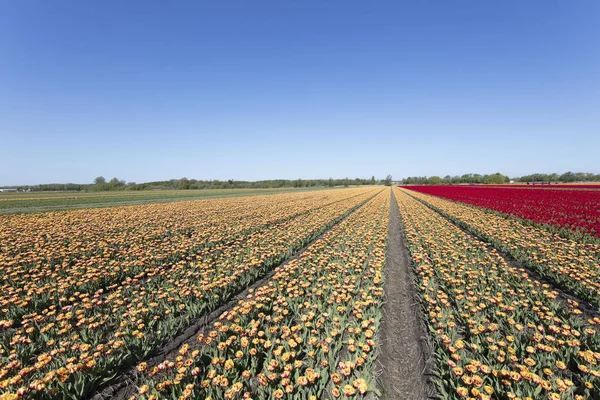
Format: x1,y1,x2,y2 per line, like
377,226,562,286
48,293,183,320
401,171,600,185
515,171,600,183
402,173,508,185
7,171,598,191
3,175,393,192
123,175,390,191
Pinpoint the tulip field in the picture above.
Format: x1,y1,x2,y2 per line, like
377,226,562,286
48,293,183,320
2,184,600,399
0,188,385,399
130,189,389,400
397,186,600,400
403,185,600,239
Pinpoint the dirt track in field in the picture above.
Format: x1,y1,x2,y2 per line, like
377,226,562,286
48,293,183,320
375,189,434,400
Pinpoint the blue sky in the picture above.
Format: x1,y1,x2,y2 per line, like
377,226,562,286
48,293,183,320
1,1,598,185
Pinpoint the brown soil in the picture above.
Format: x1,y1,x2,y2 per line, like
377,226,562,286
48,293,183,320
375,189,436,400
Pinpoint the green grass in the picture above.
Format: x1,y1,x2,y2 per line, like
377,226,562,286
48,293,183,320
0,187,335,214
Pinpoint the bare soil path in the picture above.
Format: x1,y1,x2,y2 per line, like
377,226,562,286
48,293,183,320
376,189,434,400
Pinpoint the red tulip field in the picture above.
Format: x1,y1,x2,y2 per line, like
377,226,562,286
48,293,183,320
402,185,600,239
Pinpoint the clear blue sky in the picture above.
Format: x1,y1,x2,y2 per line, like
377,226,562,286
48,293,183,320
1,1,598,185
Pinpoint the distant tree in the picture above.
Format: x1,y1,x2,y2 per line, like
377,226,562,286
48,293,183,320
428,176,442,185
486,173,506,184
559,171,576,183
177,177,190,190
88,176,109,191
106,177,126,190
399,171,600,185
371,176,376,185
384,175,392,186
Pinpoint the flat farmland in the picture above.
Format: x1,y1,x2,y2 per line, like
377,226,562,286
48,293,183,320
397,186,600,400
0,187,399,399
5,0,597,397
403,185,600,240
0,188,330,214
2,185,600,399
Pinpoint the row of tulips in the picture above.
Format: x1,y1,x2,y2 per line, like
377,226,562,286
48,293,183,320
403,189,600,312
0,188,381,399
128,189,390,400
394,187,600,400
402,185,600,239
0,189,370,324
